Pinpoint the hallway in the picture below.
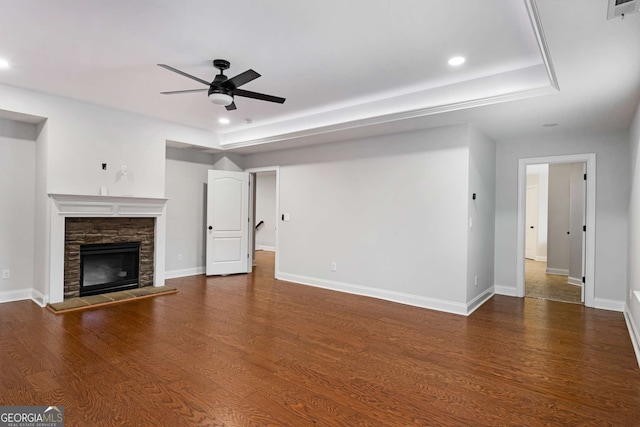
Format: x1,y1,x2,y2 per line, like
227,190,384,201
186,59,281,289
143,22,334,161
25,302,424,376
525,259,581,303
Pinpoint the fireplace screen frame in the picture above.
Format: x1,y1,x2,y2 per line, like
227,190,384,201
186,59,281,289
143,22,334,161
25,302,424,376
79,241,141,297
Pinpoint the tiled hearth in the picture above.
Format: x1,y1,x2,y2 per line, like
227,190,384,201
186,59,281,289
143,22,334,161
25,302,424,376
48,194,167,304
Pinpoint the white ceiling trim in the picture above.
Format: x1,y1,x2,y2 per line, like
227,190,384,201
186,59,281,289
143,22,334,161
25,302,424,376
219,0,559,150
524,0,560,90
220,83,558,151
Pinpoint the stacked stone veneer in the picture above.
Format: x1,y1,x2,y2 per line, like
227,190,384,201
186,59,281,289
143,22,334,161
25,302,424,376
64,217,155,299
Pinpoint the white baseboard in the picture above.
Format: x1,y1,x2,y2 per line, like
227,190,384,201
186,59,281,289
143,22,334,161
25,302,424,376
256,245,276,252
494,285,517,297
567,276,583,286
0,289,33,304
31,289,47,307
165,267,205,279
624,305,640,368
546,267,569,276
593,297,625,312
535,256,547,262
466,287,495,315
0,288,48,307
276,271,471,316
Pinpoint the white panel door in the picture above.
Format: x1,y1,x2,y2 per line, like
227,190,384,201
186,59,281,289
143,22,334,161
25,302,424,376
525,185,539,260
206,170,250,276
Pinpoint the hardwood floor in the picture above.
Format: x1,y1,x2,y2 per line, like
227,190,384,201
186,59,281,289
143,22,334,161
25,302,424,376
1,251,639,426
525,259,582,303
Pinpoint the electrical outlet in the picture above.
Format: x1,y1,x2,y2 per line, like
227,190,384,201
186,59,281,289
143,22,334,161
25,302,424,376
2,269,10,279
177,254,183,261
330,262,337,272
474,275,478,286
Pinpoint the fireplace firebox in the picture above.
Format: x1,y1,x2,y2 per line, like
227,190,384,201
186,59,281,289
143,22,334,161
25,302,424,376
80,242,140,296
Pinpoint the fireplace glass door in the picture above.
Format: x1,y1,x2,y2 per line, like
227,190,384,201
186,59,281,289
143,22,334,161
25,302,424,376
80,242,140,296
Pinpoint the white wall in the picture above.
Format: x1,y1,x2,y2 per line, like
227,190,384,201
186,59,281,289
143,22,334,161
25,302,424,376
0,83,221,198
0,123,36,302
244,125,474,313
255,172,277,250
33,120,50,302
626,101,640,364
0,118,38,140
495,130,630,304
467,127,496,305
164,148,218,277
547,163,571,274
212,154,244,172
164,149,248,278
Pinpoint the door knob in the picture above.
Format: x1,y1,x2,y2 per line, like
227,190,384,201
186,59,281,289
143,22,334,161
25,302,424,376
208,226,212,230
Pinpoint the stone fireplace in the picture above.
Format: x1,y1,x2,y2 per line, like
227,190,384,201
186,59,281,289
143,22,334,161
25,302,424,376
48,194,167,304
64,217,154,298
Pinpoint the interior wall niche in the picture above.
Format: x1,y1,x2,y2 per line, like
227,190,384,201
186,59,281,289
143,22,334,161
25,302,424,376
64,217,155,299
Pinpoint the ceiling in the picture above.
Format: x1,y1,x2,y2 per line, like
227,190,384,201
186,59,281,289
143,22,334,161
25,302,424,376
0,0,638,153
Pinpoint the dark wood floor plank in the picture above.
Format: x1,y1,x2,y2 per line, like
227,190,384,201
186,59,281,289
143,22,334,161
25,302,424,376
1,251,639,425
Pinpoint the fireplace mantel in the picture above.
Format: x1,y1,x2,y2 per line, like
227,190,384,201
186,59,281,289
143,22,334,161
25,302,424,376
47,194,168,304
49,194,168,217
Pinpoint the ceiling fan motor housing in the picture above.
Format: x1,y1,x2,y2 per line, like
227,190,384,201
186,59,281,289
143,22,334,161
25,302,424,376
213,59,230,71
208,86,232,97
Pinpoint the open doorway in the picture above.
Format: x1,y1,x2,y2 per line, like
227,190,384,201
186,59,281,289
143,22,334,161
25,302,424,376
254,171,277,253
524,162,585,304
247,166,279,275
516,154,596,307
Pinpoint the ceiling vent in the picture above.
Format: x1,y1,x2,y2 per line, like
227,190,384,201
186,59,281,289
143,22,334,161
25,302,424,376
607,0,640,19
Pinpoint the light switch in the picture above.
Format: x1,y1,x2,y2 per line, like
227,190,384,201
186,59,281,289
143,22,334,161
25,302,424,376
284,213,291,221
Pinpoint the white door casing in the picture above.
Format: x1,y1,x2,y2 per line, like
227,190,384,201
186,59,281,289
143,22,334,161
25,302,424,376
581,162,586,303
206,170,250,276
525,185,538,260
516,154,596,307
245,166,280,278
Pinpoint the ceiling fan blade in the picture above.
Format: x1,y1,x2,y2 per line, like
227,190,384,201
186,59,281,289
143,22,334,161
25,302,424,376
158,64,211,86
234,89,285,104
225,102,237,111
222,69,261,90
160,89,209,95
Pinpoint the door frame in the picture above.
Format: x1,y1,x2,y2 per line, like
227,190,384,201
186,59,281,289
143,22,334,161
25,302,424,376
516,154,596,307
246,166,280,277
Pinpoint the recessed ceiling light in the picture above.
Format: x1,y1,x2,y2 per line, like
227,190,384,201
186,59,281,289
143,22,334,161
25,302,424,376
0,58,10,69
218,118,230,125
448,56,465,66
542,123,558,127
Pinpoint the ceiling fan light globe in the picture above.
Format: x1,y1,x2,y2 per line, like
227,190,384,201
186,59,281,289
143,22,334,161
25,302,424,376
209,93,233,106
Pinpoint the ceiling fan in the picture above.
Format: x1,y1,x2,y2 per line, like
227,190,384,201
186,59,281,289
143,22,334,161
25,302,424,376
158,59,286,111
